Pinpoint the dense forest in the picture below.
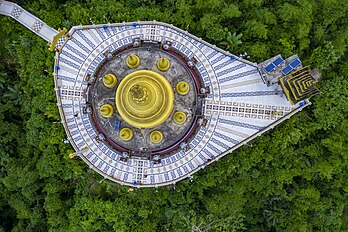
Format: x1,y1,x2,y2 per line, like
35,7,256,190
0,0,347,231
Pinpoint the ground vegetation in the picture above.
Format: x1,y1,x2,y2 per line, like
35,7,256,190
0,0,347,231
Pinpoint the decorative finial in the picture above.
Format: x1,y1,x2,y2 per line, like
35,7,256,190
99,104,114,118
176,81,190,95
157,57,170,71
173,111,187,124
150,130,163,144
120,128,133,141
126,54,140,68
103,74,117,88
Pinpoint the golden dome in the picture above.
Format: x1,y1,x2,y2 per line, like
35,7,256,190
99,104,114,118
176,81,190,95
126,54,141,68
150,130,163,144
116,70,174,128
173,111,187,124
120,128,133,141
103,74,117,88
157,58,170,71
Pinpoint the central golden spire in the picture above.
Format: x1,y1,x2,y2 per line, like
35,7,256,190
116,70,174,128
130,85,149,103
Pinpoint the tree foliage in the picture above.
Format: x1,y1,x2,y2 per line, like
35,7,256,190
0,0,347,231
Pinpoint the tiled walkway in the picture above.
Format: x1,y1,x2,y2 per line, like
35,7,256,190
0,1,58,42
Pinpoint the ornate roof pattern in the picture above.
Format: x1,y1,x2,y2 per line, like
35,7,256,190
53,22,309,187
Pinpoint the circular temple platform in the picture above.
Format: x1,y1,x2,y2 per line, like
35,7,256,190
91,46,202,157
54,22,306,187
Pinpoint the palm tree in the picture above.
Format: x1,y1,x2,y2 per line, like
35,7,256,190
219,32,243,50
61,20,72,29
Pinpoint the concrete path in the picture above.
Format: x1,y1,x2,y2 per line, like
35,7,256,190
0,1,58,42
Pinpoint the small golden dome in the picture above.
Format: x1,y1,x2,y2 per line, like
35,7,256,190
157,58,170,71
150,130,163,144
176,81,190,95
99,104,114,118
120,128,133,141
126,54,141,68
103,74,117,88
173,111,187,124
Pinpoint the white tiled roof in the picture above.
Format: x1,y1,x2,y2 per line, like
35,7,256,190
52,22,310,187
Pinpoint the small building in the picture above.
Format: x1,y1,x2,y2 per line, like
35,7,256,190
259,54,320,104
